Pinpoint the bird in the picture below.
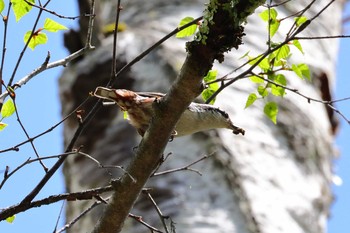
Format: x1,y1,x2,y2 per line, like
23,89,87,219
94,86,245,137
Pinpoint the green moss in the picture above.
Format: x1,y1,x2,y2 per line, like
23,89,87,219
189,0,264,62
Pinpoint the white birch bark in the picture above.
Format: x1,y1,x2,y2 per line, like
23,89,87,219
59,0,343,232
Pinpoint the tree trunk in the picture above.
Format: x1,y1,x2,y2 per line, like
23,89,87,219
59,0,342,232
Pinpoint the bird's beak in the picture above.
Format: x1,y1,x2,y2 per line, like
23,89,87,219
94,87,118,102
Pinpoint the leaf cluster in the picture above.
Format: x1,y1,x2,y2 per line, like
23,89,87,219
243,8,311,124
0,0,68,133
0,0,68,50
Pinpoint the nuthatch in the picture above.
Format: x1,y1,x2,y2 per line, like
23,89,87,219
94,87,245,137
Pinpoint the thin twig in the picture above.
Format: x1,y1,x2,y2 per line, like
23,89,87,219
0,95,90,153
0,152,75,189
12,98,48,172
129,213,164,233
24,0,81,19
8,0,46,86
205,0,335,104
285,0,316,38
267,0,292,7
144,190,170,233
76,150,136,183
56,197,110,233
152,153,214,177
0,47,93,100
294,35,350,40
53,201,65,233
250,72,350,124
111,0,122,79
111,16,203,85
0,2,12,98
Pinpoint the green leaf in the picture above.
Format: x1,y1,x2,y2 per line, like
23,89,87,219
43,18,68,32
202,83,219,105
273,44,290,62
203,70,218,83
6,215,15,223
258,85,268,97
269,19,280,38
298,63,310,80
292,39,304,54
264,102,278,124
0,0,5,13
271,74,287,96
245,93,257,109
24,30,48,50
292,63,310,80
259,9,279,38
123,111,128,120
11,0,34,21
176,17,198,38
249,55,270,70
1,99,15,118
208,81,219,91
294,16,308,27
0,122,8,131
259,8,278,21
291,64,302,78
202,88,217,105
202,69,218,104
239,51,250,60
249,75,264,84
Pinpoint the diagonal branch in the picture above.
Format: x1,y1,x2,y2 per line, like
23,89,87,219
0,186,113,220
91,1,265,233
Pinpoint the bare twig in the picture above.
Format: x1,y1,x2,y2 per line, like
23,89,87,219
0,47,93,100
53,201,65,233
0,95,90,153
111,16,203,85
56,198,110,233
0,2,12,98
144,190,170,233
111,0,122,79
24,0,81,19
12,98,48,172
0,152,75,189
128,213,163,233
294,35,350,40
152,153,214,177
267,0,292,7
328,104,350,124
76,150,136,183
285,0,316,38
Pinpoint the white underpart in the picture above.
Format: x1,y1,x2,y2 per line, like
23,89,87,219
174,103,231,136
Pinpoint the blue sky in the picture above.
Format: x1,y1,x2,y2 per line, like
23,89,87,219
0,1,349,233
328,3,350,232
